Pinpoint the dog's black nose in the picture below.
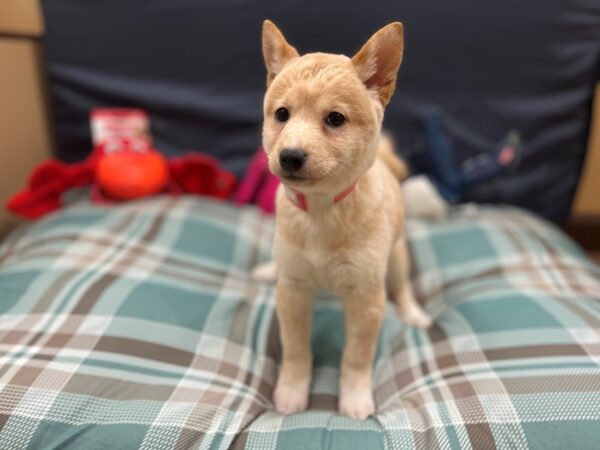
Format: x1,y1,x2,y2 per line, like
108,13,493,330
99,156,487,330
279,149,307,172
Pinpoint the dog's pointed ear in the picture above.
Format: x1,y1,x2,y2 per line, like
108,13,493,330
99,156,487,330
262,20,299,86
351,22,404,106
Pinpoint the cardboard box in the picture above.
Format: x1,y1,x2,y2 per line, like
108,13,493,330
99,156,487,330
572,84,600,216
0,0,52,237
0,0,44,37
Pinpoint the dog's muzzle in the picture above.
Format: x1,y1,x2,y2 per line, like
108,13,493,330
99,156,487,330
279,148,307,172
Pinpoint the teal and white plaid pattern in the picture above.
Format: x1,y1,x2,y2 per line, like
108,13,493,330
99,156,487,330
0,197,599,449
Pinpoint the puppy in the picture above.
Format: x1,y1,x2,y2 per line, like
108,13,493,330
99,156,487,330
260,20,432,420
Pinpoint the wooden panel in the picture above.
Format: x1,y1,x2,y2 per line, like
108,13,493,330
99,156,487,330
0,0,44,37
572,84,600,216
0,39,53,237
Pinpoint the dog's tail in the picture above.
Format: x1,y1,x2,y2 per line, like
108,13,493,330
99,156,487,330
378,133,409,181
378,133,449,220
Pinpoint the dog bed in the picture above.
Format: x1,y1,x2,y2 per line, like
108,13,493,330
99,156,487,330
0,197,598,449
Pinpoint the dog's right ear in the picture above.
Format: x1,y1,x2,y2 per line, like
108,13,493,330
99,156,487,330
352,22,404,106
262,20,299,86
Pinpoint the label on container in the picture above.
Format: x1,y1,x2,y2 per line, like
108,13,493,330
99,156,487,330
90,108,151,145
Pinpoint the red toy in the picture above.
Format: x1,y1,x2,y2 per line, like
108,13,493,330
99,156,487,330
7,137,236,219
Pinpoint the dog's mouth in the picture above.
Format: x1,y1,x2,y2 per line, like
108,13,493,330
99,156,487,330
282,174,309,182
272,160,338,186
277,166,337,186
279,172,325,186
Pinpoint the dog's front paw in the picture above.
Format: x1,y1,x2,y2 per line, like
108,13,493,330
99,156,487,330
339,388,375,420
273,379,309,415
400,302,432,329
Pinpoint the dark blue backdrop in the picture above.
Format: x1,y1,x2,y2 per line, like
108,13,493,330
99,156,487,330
41,0,600,220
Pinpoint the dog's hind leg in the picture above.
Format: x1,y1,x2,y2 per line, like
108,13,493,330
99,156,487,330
387,237,432,328
252,260,278,282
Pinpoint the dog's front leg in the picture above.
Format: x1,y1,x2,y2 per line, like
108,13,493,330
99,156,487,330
339,285,385,420
273,277,314,414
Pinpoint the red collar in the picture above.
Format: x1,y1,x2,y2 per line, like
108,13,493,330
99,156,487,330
284,181,357,211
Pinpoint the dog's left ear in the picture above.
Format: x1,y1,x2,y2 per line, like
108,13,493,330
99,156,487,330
352,22,404,106
262,20,300,87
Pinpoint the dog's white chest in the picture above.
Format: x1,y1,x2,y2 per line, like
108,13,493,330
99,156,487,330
302,242,357,289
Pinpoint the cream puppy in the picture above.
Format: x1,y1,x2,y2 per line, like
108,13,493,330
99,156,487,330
260,20,432,420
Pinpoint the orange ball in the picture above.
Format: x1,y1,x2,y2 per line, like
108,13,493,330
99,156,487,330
97,151,169,200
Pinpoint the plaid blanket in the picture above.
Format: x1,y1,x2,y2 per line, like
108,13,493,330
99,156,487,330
0,197,599,449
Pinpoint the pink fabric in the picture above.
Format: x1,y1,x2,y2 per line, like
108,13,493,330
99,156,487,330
234,148,279,214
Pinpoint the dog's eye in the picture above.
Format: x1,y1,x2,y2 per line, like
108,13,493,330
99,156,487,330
326,112,345,127
275,107,289,122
